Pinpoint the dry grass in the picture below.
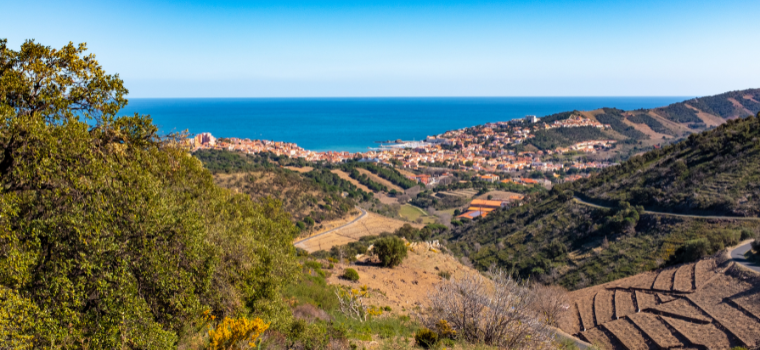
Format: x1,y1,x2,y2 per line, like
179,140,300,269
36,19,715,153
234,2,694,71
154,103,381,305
296,212,417,253
331,169,374,193
356,168,405,192
327,247,481,311
284,166,313,173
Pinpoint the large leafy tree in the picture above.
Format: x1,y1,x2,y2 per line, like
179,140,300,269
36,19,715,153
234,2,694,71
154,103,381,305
0,39,298,349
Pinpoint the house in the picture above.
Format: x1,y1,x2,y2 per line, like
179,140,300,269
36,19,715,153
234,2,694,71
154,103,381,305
477,174,500,183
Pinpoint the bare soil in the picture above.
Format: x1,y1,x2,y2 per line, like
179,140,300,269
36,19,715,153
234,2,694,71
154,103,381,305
601,319,654,350
628,313,683,349
326,247,481,311
672,263,694,292
635,291,657,311
661,316,733,349
652,267,676,291
560,258,760,350
650,299,711,323
614,290,635,319
594,290,615,325
686,274,760,348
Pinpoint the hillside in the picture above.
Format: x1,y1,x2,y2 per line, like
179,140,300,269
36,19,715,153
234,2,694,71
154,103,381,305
195,149,373,227
569,115,760,216
440,114,760,290
525,88,760,155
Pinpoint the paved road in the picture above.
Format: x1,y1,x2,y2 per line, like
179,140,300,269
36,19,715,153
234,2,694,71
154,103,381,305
573,197,760,221
293,207,368,247
730,241,760,273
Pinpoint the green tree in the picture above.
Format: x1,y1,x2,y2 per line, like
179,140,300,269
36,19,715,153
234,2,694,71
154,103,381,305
373,237,408,268
0,39,298,349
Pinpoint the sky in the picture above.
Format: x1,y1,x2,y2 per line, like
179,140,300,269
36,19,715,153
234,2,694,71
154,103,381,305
2,0,759,97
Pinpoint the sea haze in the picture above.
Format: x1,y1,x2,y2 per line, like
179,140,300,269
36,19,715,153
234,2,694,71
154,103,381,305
122,97,689,153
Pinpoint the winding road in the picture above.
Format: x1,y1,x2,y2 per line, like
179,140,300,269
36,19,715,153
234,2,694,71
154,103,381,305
293,207,368,248
573,196,760,272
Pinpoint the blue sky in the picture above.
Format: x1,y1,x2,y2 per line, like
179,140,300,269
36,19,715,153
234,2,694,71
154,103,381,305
2,0,758,97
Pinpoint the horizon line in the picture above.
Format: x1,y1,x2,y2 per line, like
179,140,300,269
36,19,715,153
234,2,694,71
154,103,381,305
127,95,694,99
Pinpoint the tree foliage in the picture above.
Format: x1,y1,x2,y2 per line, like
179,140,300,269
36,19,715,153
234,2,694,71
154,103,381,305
373,236,408,268
0,39,297,348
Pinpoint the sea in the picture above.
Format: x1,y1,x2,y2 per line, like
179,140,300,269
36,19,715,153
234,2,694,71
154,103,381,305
122,97,689,153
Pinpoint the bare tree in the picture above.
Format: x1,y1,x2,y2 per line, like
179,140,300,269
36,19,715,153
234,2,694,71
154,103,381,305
419,269,555,349
527,283,570,327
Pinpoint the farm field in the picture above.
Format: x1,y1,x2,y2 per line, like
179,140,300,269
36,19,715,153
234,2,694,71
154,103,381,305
474,190,524,201
294,209,362,241
436,189,478,198
558,258,760,350
295,212,419,253
398,204,436,224
356,168,404,192
330,169,373,193
284,166,313,173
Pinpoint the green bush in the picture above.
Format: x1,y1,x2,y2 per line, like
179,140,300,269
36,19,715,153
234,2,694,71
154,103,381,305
342,268,360,281
414,328,438,348
741,229,754,240
752,239,760,251
373,237,409,268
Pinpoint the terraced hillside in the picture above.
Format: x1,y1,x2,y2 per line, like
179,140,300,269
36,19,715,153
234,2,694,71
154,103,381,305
572,114,760,216
440,115,760,290
559,258,760,350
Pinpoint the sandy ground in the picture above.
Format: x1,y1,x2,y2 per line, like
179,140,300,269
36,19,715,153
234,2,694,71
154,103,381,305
684,104,726,127
326,246,481,311
296,212,418,253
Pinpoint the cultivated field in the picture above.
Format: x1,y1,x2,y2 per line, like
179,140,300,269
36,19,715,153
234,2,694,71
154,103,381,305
330,169,373,193
436,189,478,198
558,258,760,350
398,204,436,224
356,168,404,192
295,212,418,253
284,166,313,173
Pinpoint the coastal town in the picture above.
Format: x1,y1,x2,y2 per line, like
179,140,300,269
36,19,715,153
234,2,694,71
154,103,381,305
189,113,617,180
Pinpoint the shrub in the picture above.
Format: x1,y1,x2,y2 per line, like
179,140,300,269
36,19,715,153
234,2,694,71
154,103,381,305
435,320,456,339
208,317,269,350
437,271,452,280
414,328,438,348
752,239,760,251
373,237,408,268
740,229,754,240
421,269,554,348
342,268,360,281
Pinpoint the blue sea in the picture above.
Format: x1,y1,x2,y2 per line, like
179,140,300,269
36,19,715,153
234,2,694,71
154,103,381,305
122,97,689,153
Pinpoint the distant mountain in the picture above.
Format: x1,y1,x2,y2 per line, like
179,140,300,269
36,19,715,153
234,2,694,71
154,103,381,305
525,88,760,151
440,113,760,290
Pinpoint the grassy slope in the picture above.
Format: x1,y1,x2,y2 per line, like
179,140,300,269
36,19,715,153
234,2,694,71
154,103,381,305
441,115,760,290
195,149,370,224
572,114,760,216
526,88,760,151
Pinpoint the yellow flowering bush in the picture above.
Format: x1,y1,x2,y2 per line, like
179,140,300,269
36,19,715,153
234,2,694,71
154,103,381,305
207,317,269,350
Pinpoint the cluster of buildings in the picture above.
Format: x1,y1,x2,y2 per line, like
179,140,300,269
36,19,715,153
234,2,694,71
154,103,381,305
189,114,617,181
455,195,525,220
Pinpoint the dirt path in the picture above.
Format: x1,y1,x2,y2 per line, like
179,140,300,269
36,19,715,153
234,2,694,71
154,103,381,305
294,207,367,247
572,196,760,221
574,196,760,274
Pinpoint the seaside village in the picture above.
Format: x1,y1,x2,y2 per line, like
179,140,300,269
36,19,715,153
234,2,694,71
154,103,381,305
189,113,617,186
